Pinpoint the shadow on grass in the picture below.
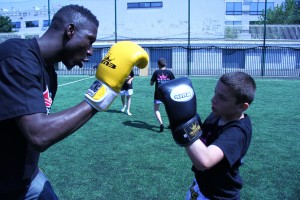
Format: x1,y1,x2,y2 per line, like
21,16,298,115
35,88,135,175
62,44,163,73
122,120,160,132
105,109,121,114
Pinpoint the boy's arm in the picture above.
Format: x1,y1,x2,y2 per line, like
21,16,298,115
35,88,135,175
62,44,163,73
156,77,224,171
127,71,135,84
150,71,156,86
185,140,224,171
127,77,134,84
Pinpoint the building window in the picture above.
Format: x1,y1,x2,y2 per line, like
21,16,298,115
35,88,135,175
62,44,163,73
226,2,242,15
249,2,274,15
225,21,242,25
149,48,172,68
249,21,260,25
25,20,39,28
43,20,51,27
222,49,245,69
265,49,281,63
127,2,163,9
295,49,300,69
12,21,21,28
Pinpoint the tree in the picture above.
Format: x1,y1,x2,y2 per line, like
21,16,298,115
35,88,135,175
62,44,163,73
0,16,13,32
260,0,300,24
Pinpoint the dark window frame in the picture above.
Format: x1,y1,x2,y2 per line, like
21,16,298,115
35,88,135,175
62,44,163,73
43,20,51,27
225,21,242,25
295,49,300,69
249,2,274,15
265,49,282,63
12,21,21,28
25,20,39,28
222,49,246,69
149,48,172,69
226,2,242,15
127,2,163,9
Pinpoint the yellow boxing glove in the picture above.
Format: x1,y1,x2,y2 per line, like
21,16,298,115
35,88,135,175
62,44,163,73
85,41,149,111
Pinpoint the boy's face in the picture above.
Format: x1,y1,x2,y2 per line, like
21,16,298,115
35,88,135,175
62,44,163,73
211,80,244,121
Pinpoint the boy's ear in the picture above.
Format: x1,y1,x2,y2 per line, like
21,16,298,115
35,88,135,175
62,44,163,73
240,102,249,111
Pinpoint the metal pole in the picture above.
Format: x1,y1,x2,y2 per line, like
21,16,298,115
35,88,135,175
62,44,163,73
187,0,191,76
48,0,50,26
261,0,268,77
114,0,117,43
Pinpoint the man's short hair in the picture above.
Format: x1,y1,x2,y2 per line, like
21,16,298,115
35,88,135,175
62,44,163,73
49,5,99,30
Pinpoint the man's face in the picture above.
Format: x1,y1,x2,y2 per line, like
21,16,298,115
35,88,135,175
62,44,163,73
62,24,98,69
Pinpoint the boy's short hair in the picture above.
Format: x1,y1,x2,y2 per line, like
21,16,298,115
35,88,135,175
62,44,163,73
158,58,167,68
220,72,256,105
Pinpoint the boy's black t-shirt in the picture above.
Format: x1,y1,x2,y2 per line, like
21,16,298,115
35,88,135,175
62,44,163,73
0,38,57,195
150,69,175,100
192,113,252,200
121,70,134,91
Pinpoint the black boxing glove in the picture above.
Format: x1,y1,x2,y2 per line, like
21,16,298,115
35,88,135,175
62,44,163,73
157,77,202,146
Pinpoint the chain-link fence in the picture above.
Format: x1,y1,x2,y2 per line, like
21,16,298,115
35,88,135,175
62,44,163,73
53,45,300,77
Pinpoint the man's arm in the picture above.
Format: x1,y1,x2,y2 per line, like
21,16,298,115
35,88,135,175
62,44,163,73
16,41,149,152
16,101,97,152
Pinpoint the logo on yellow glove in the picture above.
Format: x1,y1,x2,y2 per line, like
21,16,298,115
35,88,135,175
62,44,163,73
86,81,107,102
93,85,107,101
101,53,117,69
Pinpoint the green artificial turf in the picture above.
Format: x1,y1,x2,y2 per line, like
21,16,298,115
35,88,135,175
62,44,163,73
40,76,300,200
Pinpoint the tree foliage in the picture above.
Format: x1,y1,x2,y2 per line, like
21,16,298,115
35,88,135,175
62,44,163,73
259,0,300,24
0,16,13,32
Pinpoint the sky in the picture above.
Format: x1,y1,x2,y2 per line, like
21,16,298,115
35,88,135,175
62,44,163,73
1,0,69,11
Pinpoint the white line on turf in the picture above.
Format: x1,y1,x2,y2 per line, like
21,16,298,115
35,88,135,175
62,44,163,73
58,76,94,87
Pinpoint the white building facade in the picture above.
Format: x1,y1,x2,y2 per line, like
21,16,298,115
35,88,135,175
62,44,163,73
1,0,299,77
3,0,299,40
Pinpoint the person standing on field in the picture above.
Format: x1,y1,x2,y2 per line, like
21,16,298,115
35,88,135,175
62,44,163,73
157,72,256,199
150,58,175,132
0,4,149,199
120,70,135,116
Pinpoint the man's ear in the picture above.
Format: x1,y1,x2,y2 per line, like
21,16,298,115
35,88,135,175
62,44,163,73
66,24,75,38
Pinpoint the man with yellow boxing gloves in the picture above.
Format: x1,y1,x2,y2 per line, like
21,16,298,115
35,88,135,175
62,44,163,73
0,4,148,199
